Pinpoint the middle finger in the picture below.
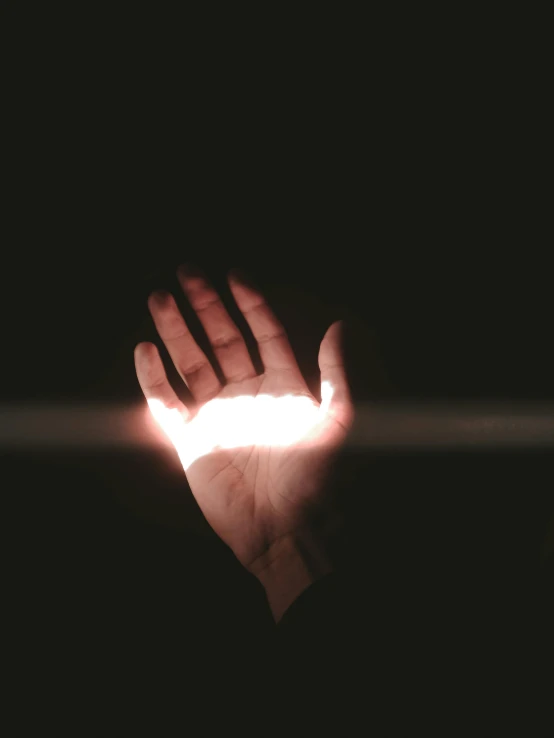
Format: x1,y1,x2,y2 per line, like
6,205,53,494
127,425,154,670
177,265,257,384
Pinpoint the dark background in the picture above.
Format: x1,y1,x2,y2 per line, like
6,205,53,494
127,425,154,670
2,12,552,729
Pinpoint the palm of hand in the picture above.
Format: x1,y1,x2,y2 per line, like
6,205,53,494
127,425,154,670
135,267,352,570
182,373,348,568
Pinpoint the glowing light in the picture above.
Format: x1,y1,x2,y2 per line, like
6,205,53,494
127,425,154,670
2,399,553,452
146,392,329,470
320,380,333,416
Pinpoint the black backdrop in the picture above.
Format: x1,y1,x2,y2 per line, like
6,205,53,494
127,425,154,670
2,15,553,730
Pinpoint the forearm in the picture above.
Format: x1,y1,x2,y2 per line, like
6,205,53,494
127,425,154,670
251,529,334,622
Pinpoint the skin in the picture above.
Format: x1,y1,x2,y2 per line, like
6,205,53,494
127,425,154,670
134,265,354,619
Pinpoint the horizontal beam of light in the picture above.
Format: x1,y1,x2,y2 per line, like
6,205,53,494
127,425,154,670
1,401,554,451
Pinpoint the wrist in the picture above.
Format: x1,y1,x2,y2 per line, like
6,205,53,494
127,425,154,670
250,529,334,623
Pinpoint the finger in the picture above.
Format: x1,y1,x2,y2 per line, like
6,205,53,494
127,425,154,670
177,265,257,383
318,321,354,431
134,342,190,454
147,290,221,403
227,270,305,380
134,341,189,415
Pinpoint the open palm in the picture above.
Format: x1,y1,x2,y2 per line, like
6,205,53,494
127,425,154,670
135,266,353,571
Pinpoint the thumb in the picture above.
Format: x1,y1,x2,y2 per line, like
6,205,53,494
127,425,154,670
318,320,354,431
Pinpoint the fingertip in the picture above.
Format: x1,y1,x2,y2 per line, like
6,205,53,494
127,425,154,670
228,268,257,289
134,341,158,363
177,263,203,279
227,267,244,281
321,320,349,354
148,290,171,309
177,264,208,293
328,319,347,337
134,341,145,360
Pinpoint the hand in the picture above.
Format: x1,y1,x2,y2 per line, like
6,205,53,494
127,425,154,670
134,266,354,591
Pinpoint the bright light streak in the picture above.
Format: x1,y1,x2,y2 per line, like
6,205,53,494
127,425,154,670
1,398,554,452
320,381,333,416
147,392,329,470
